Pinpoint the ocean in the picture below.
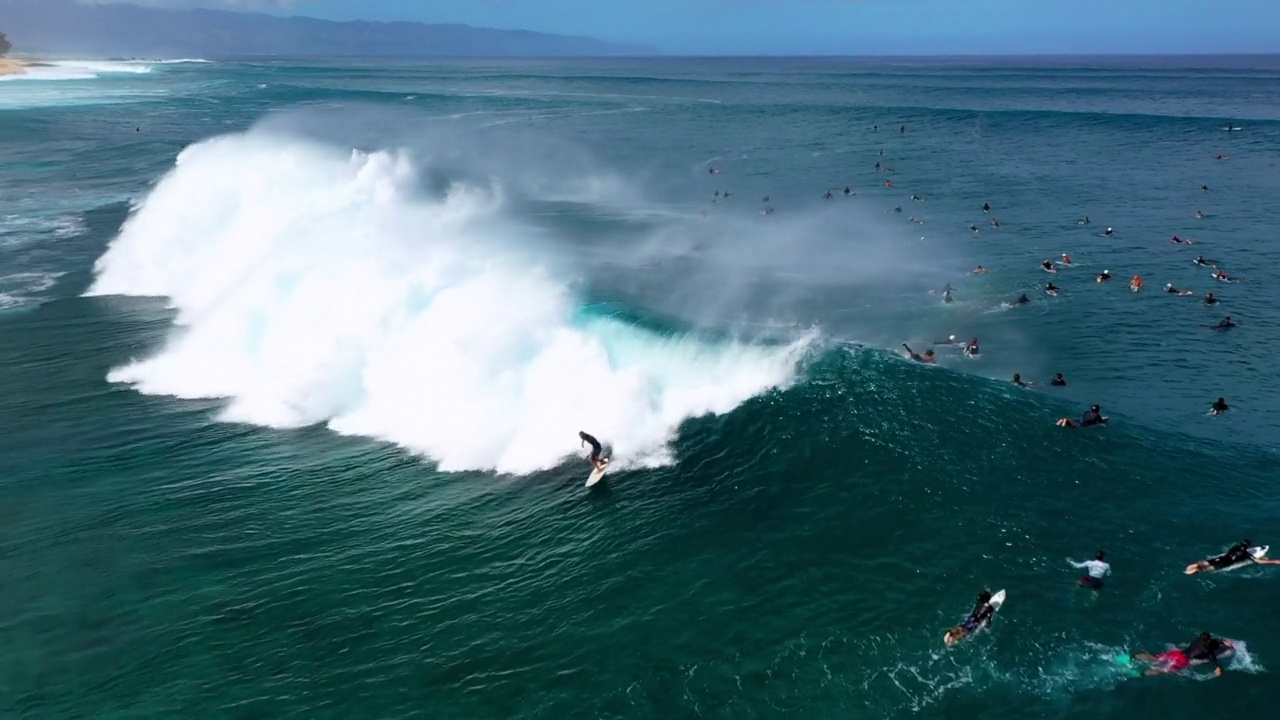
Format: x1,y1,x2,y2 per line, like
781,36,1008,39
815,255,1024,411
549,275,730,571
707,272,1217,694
2,55,1280,719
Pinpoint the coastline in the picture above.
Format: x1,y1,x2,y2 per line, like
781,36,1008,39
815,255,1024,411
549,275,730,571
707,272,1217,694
0,58,30,76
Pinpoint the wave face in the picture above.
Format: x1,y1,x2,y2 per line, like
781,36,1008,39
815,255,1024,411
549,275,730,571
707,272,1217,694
88,130,809,474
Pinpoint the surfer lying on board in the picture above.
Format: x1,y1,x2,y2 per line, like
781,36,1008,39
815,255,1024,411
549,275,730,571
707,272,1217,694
578,431,607,472
1067,550,1111,590
1135,633,1234,676
1210,397,1230,415
1056,404,1106,428
944,589,997,645
1210,316,1236,332
1185,540,1280,574
901,344,936,364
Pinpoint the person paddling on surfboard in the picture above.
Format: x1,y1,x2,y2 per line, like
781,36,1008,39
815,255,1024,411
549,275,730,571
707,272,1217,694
578,431,607,472
1067,550,1111,590
901,343,935,364
1210,316,1236,332
1210,397,1230,415
1135,632,1234,676
1057,404,1106,428
944,589,997,645
1185,540,1280,574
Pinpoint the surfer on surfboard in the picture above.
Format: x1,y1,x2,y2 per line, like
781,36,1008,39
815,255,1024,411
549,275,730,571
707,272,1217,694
1134,633,1234,676
901,343,936,364
1057,404,1106,428
944,589,999,645
1185,540,1280,574
578,431,607,472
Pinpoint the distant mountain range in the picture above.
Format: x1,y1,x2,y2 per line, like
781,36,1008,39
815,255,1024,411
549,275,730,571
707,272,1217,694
0,0,655,58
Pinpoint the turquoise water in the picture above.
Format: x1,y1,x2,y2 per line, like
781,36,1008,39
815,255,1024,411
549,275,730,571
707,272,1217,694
3,56,1280,718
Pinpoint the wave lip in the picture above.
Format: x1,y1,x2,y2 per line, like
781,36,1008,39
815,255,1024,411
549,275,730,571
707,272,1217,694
88,129,809,475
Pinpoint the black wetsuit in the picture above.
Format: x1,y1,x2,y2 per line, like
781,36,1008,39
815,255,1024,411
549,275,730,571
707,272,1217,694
1209,543,1252,569
1015,295,1030,305
1050,376,1066,386
1081,409,1105,427
962,601,994,632
580,432,603,462
1186,636,1231,663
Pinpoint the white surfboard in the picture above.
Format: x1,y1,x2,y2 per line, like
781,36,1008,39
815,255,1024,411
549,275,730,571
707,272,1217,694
585,460,609,488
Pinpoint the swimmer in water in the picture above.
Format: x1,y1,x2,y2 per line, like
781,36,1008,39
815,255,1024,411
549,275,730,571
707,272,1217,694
885,180,894,187
963,338,979,357
1204,292,1219,305
1102,227,1115,237
969,224,979,233
909,216,923,223
901,343,936,364
1095,269,1112,283
875,161,882,171
1012,373,1033,388
1060,253,1073,266
1046,281,1060,296
1130,275,1143,292
900,124,906,134
1200,185,1209,192
1164,283,1194,297
1195,210,1205,220
1013,293,1031,305
824,190,833,199
982,202,991,214
1210,316,1236,332
709,167,719,174
1078,216,1092,225
1042,259,1057,273
1213,270,1236,282
892,205,903,213
844,186,853,196
1194,255,1212,266
1050,372,1067,386
972,265,988,274
942,288,954,303
1068,550,1111,591
911,193,923,202
990,218,1000,229
1210,397,1229,415
933,335,963,346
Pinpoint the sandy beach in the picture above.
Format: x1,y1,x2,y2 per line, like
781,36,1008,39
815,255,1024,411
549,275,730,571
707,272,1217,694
0,58,30,76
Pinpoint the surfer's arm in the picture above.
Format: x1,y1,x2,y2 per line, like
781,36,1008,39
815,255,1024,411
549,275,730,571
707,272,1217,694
1253,558,1280,565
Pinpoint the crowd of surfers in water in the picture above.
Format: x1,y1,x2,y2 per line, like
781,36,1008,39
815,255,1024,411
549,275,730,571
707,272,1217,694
702,122,1259,674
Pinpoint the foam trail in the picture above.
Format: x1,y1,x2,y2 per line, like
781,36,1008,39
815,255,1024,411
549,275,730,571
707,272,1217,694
89,130,809,474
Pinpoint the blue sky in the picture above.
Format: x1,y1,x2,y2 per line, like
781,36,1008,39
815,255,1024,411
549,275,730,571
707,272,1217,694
140,0,1280,55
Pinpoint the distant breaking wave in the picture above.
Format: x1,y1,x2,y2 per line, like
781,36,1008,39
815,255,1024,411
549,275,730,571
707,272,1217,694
88,129,810,474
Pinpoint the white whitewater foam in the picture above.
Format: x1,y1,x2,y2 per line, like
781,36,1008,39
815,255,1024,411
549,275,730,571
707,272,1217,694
89,130,809,474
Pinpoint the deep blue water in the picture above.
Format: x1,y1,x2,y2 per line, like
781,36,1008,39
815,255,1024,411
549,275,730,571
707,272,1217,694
2,56,1280,719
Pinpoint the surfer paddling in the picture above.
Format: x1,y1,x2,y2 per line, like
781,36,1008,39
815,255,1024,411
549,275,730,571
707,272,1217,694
578,431,608,472
1185,540,1280,575
1135,632,1235,676
944,589,998,645
901,343,935,364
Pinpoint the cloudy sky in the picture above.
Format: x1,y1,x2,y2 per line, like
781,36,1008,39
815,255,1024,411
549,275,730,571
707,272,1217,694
100,0,1280,55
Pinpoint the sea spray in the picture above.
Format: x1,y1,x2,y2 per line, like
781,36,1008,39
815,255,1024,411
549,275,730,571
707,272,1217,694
88,130,811,474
